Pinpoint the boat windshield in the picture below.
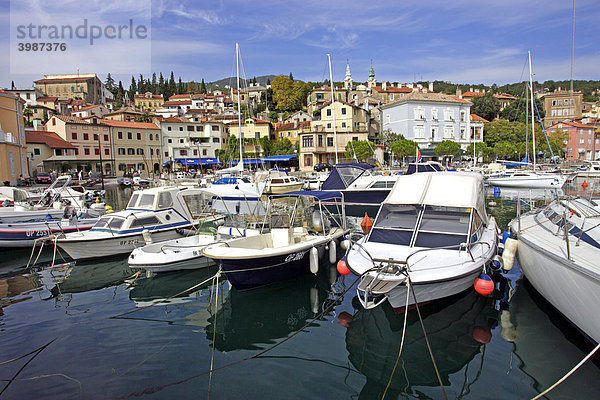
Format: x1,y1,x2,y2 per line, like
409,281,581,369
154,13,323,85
13,189,28,203
369,204,471,248
93,216,111,229
137,194,155,208
108,217,125,231
127,193,139,208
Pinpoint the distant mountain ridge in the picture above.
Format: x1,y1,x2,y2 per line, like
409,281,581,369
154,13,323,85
210,75,276,88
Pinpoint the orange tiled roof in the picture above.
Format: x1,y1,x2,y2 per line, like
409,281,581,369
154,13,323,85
470,114,489,122
52,115,91,124
548,120,595,129
372,86,414,93
99,119,159,130
25,130,75,148
164,100,191,106
275,121,311,130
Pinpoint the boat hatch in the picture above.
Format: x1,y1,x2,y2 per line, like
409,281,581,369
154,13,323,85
368,205,473,248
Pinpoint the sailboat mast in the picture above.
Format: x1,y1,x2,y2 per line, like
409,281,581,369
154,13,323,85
236,43,244,168
529,51,536,171
327,54,339,165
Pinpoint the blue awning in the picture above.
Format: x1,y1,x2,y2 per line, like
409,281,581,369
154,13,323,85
262,155,298,162
228,159,263,165
177,158,221,166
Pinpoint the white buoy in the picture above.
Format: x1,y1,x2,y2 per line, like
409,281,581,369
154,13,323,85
329,240,337,264
500,310,517,342
142,229,153,245
502,236,518,271
309,247,319,274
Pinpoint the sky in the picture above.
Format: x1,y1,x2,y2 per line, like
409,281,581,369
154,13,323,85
1,0,598,90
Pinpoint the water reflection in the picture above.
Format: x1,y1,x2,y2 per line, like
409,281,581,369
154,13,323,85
344,289,501,399
206,274,329,351
0,273,41,316
509,276,600,399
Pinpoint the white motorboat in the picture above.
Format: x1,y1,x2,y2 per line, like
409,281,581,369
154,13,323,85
510,196,600,343
255,169,304,194
128,186,265,273
487,171,567,189
346,172,498,310
56,186,224,260
201,191,349,290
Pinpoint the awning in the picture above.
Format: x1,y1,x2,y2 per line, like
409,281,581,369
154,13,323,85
262,155,298,162
177,158,221,166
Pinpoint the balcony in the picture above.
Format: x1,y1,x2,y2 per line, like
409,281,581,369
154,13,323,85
0,131,17,145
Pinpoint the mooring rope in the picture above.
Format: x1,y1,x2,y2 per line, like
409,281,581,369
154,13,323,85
531,342,600,400
0,338,56,396
207,272,220,400
381,277,411,400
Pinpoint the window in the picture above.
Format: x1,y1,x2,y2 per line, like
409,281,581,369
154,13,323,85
413,125,425,138
255,132,260,139
431,126,438,139
318,135,323,147
179,127,183,131
118,131,123,139
180,149,188,156
460,128,466,139
341,107,347,115
83,133,89,140
149,134,153,140
137,133,141,140
167,138,172,144
341,122,347,128
167,126,172,131
72,132,77,140
352,137,358,141
157,192,173,209
326,123,332,129
444,126,454,138
118,148,125,155
187,126,194,131
202,149,207,156
94,148,100,155
127,132,132,140
127,148,135,155
213,137,220,143
137,148,144,155
326,109,332,116
179,139,185,144
386,114,391,124
84,148,90,155
165,151,169,157
74,148,79,155
104,148,110,155
327,137,334,146
302,136,314,147
134,193,155,209
104,134,109,142
93,134,99,141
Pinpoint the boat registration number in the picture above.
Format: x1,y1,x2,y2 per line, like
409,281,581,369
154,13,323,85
25,229,52,237
285,251,307,262
119,239,143,246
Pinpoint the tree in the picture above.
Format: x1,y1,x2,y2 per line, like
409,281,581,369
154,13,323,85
271,75,296,111
499,96,545,122
292,81,310,107
270,138,296,155
177,77,185,94
434,140,461,157
345,140,374,162
471,92,501,122
116,81,125,108
390,137,418,159
129,76,137,100
493,142,517,159
200,79,207,94
23,107,33,126
168,72,176,96
151,73,157,94
466,142,493,163
105,73,116,95
289,72,294,81
483,119,527,147
267,111,278,123
259,136,272,156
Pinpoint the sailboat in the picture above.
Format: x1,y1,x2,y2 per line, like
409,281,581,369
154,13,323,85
487,52,566,189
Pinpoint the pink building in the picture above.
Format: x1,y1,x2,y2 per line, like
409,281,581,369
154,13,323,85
546,120,598,161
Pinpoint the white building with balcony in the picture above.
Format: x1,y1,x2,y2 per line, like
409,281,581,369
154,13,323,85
380,92,474,153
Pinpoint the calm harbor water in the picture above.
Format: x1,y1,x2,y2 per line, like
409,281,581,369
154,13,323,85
1,183,599,399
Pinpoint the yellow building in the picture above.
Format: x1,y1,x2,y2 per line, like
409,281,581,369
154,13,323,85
542,91,583,127
134,92,164,112
35,74,105,104
274,121,310,145
299,101,371,171
0,90,28,183
227,117,273,154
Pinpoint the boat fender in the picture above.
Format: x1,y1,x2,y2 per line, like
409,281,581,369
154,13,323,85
361,212,373,234
490,255,503,272
488,200,497,207
474,273,494,295
142,229,153,244
329,240,337,264
340,239,350,251
329,265,337,285
497,241,504,256
472,326,492,344
502,234,518,271
312,210,324,232
337,311,353,327
309,247,319,274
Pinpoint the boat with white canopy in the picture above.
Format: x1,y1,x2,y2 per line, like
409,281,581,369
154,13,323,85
346,172,498,309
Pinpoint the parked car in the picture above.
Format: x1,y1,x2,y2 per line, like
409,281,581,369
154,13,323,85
35,172,52,184
314,163,332,172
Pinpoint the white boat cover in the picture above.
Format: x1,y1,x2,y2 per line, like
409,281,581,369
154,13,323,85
385,172,488,223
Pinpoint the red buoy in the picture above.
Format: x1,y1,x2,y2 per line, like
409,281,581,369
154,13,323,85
337,257,351,275
472,326,492,344
361,212,373,235
583,180,589,190
337,311,354,327
474,273,494,295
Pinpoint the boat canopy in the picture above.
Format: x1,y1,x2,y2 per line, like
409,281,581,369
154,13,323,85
272,190,344,201
321,163,374,190
384,172,488,222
